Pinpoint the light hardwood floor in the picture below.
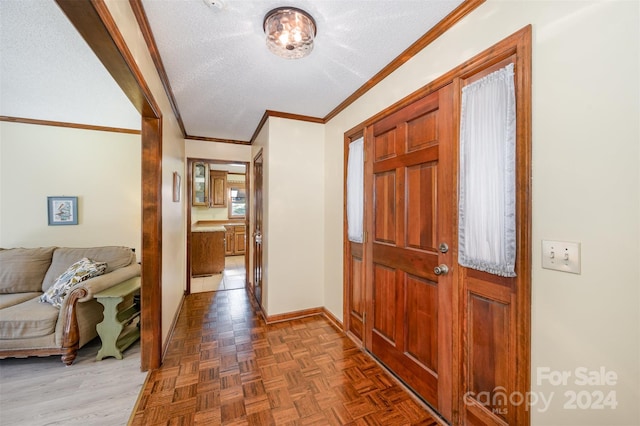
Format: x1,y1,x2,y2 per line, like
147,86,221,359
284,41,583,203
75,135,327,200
191,255,246,293
0,339,146,425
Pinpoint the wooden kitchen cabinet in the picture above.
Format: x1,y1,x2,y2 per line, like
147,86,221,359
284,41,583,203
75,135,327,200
224,224,246,255
224,226,234,256
191,229,225,276
209,170,227,208
192,162,209,206
234,226,246,255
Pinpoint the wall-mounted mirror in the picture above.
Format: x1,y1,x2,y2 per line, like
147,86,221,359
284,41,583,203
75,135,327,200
228,182,246,219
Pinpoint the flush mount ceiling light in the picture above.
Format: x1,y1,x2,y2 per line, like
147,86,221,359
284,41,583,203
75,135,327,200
263,7,316,59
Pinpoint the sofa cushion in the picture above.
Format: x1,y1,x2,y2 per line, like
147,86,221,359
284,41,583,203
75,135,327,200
42,246,135,292
40,258,107,308
0,297,59,339
0,247,55,294
0,292,41,310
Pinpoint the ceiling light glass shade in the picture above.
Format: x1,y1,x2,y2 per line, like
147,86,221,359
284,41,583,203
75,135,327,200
263,7,316,59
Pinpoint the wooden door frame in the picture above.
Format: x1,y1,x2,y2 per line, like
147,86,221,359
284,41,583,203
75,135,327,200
454,27,531,426
343,26,531,424
56,0,165,370
186,158,251,295
342,131,365,346
251,149,264,310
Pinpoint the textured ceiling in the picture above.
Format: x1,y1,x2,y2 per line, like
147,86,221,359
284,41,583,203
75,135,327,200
142,0,464,141
1,0,465,142
0,0,140,130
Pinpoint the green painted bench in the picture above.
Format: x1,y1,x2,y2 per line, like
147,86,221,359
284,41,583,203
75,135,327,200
94,276,141,361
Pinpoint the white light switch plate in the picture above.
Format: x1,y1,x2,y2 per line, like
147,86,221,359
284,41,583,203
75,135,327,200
542,240,581,274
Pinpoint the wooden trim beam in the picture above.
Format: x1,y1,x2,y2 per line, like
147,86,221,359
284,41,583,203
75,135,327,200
0,116,140,135
140,116,163,371
249,110,324,144
264,307,324,324
249,111,271,144
186,135,251,145
162,293,185,360
323,0,485,122
322,307,344,332
129,0,186,137
56,0,159,118
265,110,324,123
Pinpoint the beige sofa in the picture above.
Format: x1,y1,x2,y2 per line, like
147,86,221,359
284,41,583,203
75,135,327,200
0,246,140,365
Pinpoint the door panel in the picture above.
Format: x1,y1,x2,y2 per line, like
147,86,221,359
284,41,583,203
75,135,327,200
252,151,263,307
469,289,510,399
406,163,436,250
374,171,396,243
405,274,438,371
374,129,397,160
365,84,455,420
347,244,365,341
462,269,517,425
407,110,438,151
373,265,397,343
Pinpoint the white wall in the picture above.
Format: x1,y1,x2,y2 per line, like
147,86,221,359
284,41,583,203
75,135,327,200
255,118,326,316
0,122,141,253
186,139,252,162
324,1,639,425
192,206,229,222
105,0,187,346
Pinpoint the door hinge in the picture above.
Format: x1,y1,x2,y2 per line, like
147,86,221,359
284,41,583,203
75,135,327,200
362,312,366,324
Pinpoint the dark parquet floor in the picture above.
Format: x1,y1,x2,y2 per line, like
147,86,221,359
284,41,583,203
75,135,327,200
130,289,443,425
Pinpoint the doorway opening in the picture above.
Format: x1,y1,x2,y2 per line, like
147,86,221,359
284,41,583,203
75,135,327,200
187,158,250,295
191,255,246,292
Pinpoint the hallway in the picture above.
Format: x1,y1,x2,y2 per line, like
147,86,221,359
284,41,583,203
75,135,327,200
130,289,443,425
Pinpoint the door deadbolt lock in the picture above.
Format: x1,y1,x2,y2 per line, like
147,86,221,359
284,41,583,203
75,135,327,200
434,264,449,276
438,242,449,253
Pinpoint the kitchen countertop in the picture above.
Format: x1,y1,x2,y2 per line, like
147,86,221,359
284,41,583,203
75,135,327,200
191,225,226,233
192,220,245,233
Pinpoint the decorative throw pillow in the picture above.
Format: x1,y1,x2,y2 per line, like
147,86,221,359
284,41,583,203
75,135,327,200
40,258,107,308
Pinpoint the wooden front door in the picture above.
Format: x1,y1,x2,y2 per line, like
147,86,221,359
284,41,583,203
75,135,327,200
252,150,264,307
365,84,456,420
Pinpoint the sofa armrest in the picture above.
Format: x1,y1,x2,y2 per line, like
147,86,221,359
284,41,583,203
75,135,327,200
74,263,141,302
54,262,140,327
54,286,88,364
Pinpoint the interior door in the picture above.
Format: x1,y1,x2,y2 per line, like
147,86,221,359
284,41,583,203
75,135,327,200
365,84,455,420
252,150,264,307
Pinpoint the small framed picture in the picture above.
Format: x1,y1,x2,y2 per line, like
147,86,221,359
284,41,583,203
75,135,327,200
48,196,78,226
173,172,181,202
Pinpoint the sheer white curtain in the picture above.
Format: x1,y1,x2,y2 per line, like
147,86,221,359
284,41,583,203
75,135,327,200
347,137,364,243
458,63,516,277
